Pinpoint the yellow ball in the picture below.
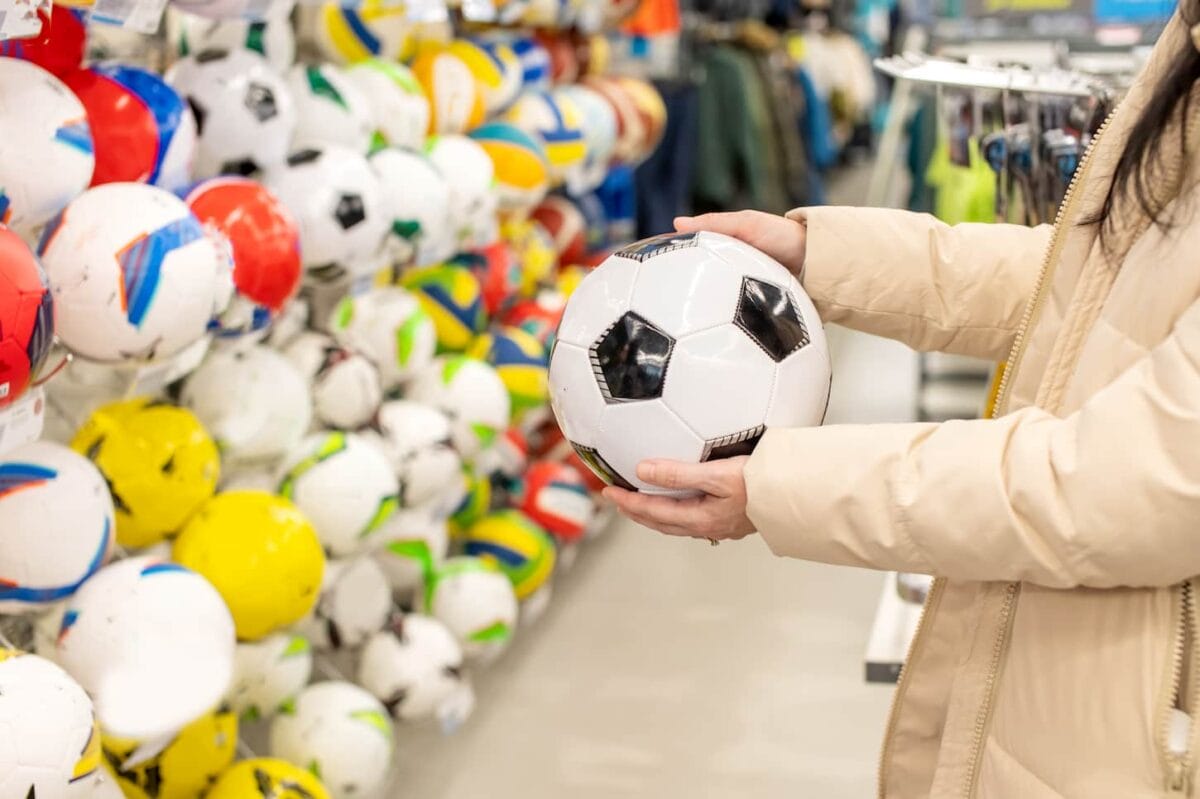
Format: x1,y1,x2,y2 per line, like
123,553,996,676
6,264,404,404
207,758,331,799
466,327,548,419
102,709,237,799
501,219,557,296
173,491,325,641
402,264,487,353
411,49,485,135
315,0,414,64
462,510,556,600
468,122,549,213
71,398,220,550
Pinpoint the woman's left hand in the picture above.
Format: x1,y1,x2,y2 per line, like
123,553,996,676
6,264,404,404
602,456,756,542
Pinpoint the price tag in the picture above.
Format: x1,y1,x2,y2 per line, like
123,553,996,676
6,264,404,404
91,0,169,34
0,386,45,457
0,0,48,42
437,681,476,735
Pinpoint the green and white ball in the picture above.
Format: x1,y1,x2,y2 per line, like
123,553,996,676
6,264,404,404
295,556,391,651
369,147,453,268
407,357,512,462
373,401,462,509
173,4,296,74
346,59,430,151
329,288,436,392
225,632,313,722
276,432,399,557
425,557,518,663
358,615,465,721
268,681,392,799
282,332,383,431
287,63,375,154
374,508,450,596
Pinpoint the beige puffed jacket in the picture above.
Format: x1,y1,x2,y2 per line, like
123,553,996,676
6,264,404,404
743,12,1200,798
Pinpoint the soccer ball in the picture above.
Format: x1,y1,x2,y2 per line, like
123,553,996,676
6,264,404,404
0,650,99,799
425,556,518,662
329,287,436,391
357,614,465,721
368,147,452,267
185,177,302,340
276,432,399,557
511,460,594,543
166,48,297,178
38,183,232,365
408,357,511,461
314,0,414,64
372,400,462,509
287,63,374,154
346,59,429,151
549,231,830,496
373,507,450,596
295,556,391,650
401,263,486,353
466,326,549,420
226,632,313,722
462,510,556,601
282,332,383,430
181,345,313,465
505,90,586,186
101,708,237,799
423,135,495,248
268,681,393,799
264,145,389,283
468,122,550,214
0,58,94,238
206,758,331,799
172,3,297,74
0,226,54,411
61,64,197,192
173,491,325,640
70,398,219,550
55,557,236,740
0,441,113,614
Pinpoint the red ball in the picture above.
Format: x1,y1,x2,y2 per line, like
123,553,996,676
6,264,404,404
501,293,565,348
534,31,580,85
513,460,594,543
0,5,86,78
0,226,54,409
530,196,587,266
184,177,302,313
453,240,521,317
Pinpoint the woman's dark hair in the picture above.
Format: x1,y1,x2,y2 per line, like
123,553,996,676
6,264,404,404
1091,16,1200,239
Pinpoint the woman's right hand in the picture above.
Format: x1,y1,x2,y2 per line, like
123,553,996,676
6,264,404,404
674,211,808,276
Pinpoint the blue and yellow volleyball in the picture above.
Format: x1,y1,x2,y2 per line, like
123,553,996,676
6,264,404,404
448,38,520,115
467,326,548,418
315,0,415,64
469,122,550,213
450,469,492,536
402,263,488,353
505,90,587,186
463,510,556,600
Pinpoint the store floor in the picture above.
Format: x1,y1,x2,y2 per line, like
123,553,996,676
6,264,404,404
393,322,920,799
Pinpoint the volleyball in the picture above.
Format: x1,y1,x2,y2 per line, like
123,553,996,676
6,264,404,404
346,59,430,150
469,122,551,213
505,90,587,185
511,459,594,543
315,0,414,64
462,510,556,601
411,48,485,135
466,326,549,419
402,263,488,353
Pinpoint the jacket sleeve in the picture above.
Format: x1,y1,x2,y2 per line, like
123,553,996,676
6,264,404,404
744,295,1200,589
790,206,1052,360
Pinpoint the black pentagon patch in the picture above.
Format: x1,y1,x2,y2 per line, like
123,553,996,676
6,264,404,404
186,96,207,135
220,158,258,177
616,232,699,263
702,425,765,462
570,443,635,491
589,311,673,402
287,148,322,166
195,48,229,63
244,82,278,122
334,194,366,230
734,277,809,362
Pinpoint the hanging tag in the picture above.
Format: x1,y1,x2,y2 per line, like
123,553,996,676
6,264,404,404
0,386,45,457
436,681,476,735
91,0,169,34
0,0,48,41
406,0,449,23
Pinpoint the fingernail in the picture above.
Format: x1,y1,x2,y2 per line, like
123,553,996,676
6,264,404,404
636,462,653,480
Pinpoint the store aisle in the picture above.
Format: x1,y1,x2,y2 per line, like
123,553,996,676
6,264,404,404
394,326,918,799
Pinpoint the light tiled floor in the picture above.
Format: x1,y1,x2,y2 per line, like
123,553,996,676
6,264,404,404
392,325,920,799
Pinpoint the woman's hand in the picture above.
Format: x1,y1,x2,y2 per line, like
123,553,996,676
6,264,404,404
675,211,808,276
602,457,756,542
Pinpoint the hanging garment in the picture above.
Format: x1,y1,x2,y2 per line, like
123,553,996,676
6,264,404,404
634,79,700,237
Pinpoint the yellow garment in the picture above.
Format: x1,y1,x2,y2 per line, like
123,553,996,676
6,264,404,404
924,137,997,225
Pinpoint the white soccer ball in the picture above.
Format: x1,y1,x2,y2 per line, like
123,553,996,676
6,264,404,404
0,442,114,614
373,507,450,596
225,632,313,722
358,614,465,721
328,287,436,391
368,147,453,267
282,331,383,430
181,345,313,466
407,357,511,462
372,400,462,509
269,681,393,799
275,431,399,557
55,557,236,740
424,135,494,249
38,184,231,365
264,145,390,283
549,231,831,496
0,58,94,239
346,60,429,151
287,63,375,154
294,557,391,650
172,4,297,74
425,556,518,663
166,48,297,178
0,651,99,799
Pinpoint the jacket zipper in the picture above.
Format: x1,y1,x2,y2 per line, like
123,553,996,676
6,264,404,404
877,575,947,798
1163,578,1198,794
